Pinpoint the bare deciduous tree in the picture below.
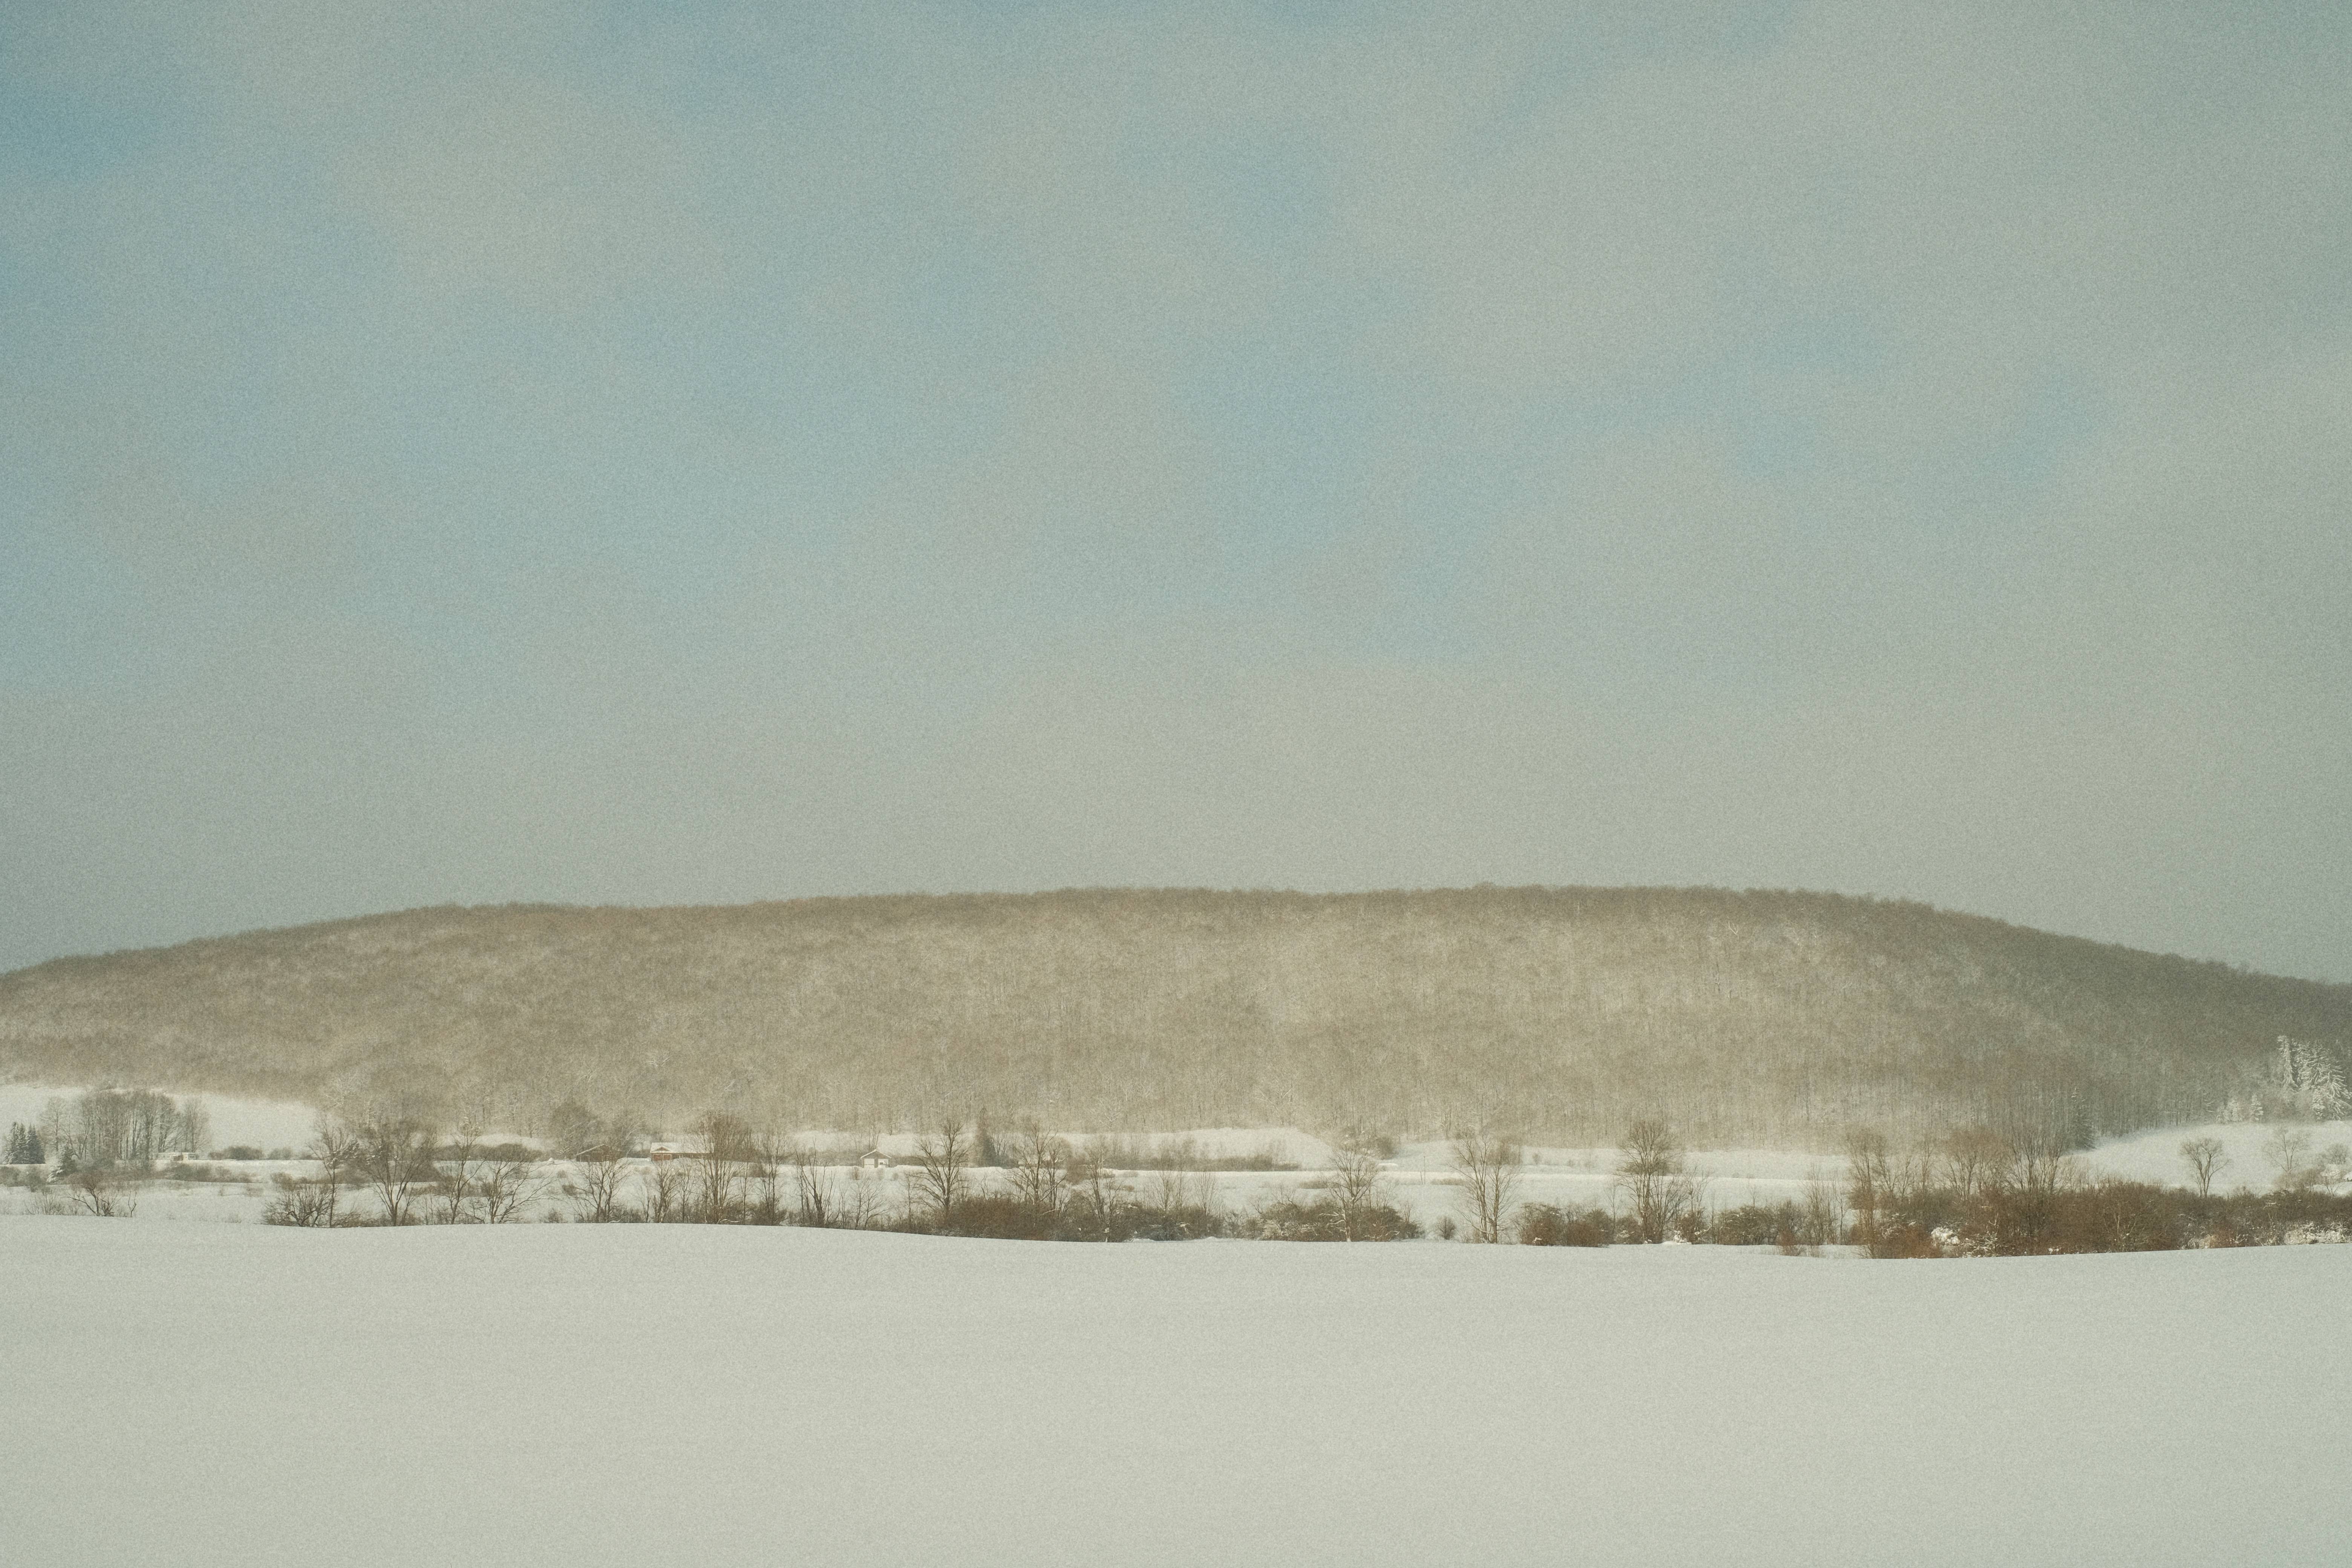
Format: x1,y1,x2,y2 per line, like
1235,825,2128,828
1450,1130,1523,1243
1940,1125,2011,1200
435,1127,483,1224
693,1112,756,1222
263,1173,337,1227
65,1166,135,1217
475,1153,546,1223
786,1139,842,1227
175,1099,213,1158
1799,1169,1843,1249
1148,1162,1210,1216
1617,1119,1699,1244
2179,1136,2228,1197
641,1154,686,1223
747,1124,790,1224
835,1162,888,1230
307,1116,360,1229
908,1122,970,1231
1007,1124,1068,1217
1060,1139,1132,1240
571,1140,634,1222
2009,1136,2078,1199
349,1109,437,1226
1326,1132,1393,1243
2264,1126,2318,1191
1841,1127,1891,1249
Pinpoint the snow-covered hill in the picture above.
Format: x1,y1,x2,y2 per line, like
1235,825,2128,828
8,888,2346,1144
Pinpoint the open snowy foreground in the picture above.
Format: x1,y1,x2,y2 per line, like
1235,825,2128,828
4,1220,2346,1567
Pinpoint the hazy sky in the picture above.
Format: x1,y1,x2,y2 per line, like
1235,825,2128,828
3,2,2347,981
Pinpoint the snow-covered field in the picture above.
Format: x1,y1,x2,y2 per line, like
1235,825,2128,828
2081,1118,2352,1189
3,1216,2346,1568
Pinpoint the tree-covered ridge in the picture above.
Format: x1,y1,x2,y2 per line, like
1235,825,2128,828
1,887,2344,1147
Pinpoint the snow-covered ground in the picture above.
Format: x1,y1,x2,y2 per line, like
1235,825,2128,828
2,1216,2344,1568
2081,1119,2352,1190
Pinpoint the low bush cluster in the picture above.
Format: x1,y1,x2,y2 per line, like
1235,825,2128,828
1515,1205,1617,1246
1252,1199,1421,1242
1853,1181,2352,1257
1834,1121,2352,1256
919,1193,1232,1242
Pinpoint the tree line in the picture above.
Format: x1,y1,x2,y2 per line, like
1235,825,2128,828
231,1101,2352,1256
0,1089,210,1176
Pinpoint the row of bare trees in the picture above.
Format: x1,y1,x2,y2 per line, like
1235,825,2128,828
256,1105,1720,1242
266,1110,893,1230
36,1089,210,1171
1440,1119,1707,1245
268,1109,550,1227
247,1097,2349,1251
898,1123,1218,1240
2177,1128,2350,1198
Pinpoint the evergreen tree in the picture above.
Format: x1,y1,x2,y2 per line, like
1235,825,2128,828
4,1121,43,1164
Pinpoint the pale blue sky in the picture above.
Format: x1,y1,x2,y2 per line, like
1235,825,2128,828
4,2,2348,979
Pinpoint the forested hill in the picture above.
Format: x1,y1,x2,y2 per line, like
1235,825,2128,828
2,888,2344,1148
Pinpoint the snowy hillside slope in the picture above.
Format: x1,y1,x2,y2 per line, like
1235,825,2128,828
5,887,2346,1144
3,1218,2345,1567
